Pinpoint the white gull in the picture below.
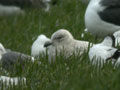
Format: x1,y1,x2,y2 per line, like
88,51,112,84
44,29,93,63
31,34,50,57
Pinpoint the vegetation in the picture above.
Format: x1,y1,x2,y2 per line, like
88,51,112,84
0,0,119,90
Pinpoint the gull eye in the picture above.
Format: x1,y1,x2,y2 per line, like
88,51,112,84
55,35,65,40
56,36,63,39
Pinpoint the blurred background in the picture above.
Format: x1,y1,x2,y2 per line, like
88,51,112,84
0,0,90,54
1,1,120,90
0,0,89,16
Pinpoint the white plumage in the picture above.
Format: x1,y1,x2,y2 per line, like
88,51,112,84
0,4,24,16
113,30,120,46
44,29,92,63
85,0,120,37
31,34,50,57
0,43,7,60
42,0,51,12
0,76,26,86
89,35,117,67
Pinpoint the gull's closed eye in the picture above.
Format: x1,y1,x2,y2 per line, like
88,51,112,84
56,35,65,40
56,36,63,39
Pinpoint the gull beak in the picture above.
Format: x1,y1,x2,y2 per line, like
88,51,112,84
44,41,53,47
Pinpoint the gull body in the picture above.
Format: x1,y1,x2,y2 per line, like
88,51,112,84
0,43,34,71
113,30,120,46
0,4,24,16
31,34,50,57
89,35,117,66
44,29,92,63
85,0,120,37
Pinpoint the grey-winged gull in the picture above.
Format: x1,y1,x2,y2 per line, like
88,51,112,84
85,0,120,37
31,34,50,57
44,29,93,63
0,43,34,71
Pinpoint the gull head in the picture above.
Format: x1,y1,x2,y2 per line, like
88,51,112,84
51,29,74,46
44,29,74,47
36,34,50,45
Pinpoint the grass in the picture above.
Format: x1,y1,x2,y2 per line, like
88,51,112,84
0,0,120,90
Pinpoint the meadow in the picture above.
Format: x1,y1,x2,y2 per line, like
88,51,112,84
0,0,120,90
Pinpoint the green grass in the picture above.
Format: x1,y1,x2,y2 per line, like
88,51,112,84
0,0,120,90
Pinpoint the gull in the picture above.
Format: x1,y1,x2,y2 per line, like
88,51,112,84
89,35,117,67
31,34,50,57
85,0,120,37
0,43,34,71
0,76,26,86
0,4,24,16
44,29,92,63
42,0,51,12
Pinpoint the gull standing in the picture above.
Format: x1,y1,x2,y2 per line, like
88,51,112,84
44,29,92,63
85,0,120,37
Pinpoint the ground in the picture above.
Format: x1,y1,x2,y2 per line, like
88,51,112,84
0,0,120,90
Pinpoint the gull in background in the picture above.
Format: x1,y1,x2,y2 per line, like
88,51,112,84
0,4,24,16
0,76,26,86
0,43,34,71
31,34,50,57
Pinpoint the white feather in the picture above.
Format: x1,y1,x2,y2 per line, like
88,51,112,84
31,34,50,57
0,4,24,16
85,0,120,37
0,76,26,86
89,36,117,67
